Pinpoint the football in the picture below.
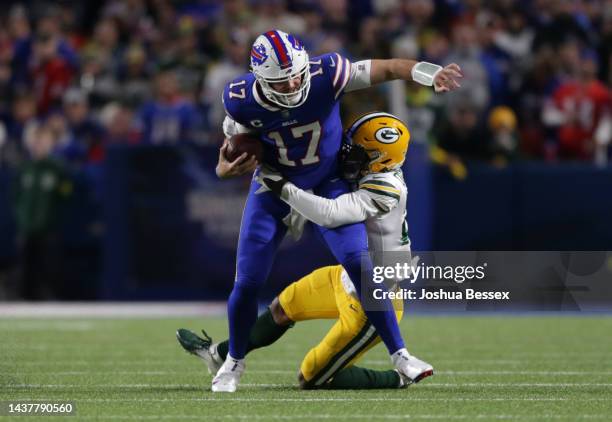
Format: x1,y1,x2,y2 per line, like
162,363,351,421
225,133,264,163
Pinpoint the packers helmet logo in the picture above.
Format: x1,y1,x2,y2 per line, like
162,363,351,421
374,127,401,144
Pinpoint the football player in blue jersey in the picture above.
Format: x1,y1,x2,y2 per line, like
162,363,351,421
213,29,461,392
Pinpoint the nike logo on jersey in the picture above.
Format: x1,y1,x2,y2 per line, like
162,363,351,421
329,56,335,67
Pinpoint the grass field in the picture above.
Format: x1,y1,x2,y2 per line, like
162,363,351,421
2,315,612,421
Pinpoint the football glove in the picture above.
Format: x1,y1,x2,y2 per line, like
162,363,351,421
255,165,288,197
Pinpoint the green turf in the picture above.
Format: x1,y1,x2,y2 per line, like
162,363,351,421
1,316,612,421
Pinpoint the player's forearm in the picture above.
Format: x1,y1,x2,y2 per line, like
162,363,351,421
282,185,369,228
370,59,418,85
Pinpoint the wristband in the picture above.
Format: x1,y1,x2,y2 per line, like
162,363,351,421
411,62,443,87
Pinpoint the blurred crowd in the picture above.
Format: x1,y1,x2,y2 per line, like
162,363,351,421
0,0,611,170
1,0,612,299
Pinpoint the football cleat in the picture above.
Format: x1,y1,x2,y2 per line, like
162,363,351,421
176,328,223,374
391,348,434,386
211,355,245,393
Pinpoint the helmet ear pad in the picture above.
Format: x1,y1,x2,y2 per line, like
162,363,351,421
340,142,370,183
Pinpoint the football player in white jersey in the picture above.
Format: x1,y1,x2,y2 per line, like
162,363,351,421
178,112,432,389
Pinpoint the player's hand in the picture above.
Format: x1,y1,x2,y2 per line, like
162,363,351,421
255,165,288,196
216,142,258,179
433,63,462,93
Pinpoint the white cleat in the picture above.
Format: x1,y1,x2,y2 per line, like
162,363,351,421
211,354,245,393
197,343,224,375
391,348,434,386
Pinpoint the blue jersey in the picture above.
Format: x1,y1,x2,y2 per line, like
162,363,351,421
139,100,198,145
222,53,353,190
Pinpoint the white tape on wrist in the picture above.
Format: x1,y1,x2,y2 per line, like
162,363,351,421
411,62,443,87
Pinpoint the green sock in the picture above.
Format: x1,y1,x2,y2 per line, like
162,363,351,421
325,366,401,389
216,308,293,360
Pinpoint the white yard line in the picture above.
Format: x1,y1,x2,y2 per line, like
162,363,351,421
0,359,536,366
9,397,611,403
24,414,610,420
0,302,226,318
6,344,610,358
4,382,612,388
4,370,612,376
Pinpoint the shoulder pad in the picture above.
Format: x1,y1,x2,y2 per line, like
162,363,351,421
222,74,253,123
313,52,352,100
359,173,403,208
360,172,404,191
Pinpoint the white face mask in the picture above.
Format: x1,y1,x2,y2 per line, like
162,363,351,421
279,90,303,106
256,63,311,108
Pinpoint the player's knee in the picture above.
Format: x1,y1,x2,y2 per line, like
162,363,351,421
339,251,366,272
234,274,263,293
270,297,293,326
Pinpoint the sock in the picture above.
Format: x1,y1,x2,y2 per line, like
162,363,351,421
325,366,401,389
217,308,293,361
390,348,410,369
343,255,405,354
227,283,259,359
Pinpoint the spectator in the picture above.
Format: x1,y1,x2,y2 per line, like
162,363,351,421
139,68,198,145
542,49,611,161
11,8,79,104
250,0,306,38
444,24,490,112
29,30,76,114
488,105,519,161
202,30,249,142
494,7,534,62
298,5,326,51
13,124,71,299
172,17,207,100
319,0,350,39
434,94,490,160
57,88,106,165
3,91,39,152
7,4,31,43
119,43,152,106
100,102,140,145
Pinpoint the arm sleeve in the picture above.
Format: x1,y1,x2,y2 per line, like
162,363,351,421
282,176,400,228
282,185,377,228
344,60,372,93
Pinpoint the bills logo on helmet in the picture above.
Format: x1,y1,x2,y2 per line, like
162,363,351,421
287,34,303,51
251,44,268,66
375,127,401,144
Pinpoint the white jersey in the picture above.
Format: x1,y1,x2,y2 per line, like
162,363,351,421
280,169,411,294
357,170,410,263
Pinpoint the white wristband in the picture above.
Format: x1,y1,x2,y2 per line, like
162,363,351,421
411,62,443,87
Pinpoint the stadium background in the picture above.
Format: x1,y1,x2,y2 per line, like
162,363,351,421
0,0,610,302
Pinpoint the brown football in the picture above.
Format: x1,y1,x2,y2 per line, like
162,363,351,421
225,133,264,163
